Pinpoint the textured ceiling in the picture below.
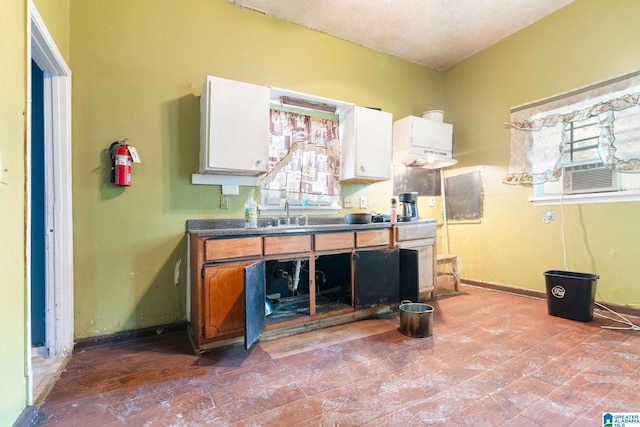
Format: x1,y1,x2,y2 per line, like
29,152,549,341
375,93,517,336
229,0,574,70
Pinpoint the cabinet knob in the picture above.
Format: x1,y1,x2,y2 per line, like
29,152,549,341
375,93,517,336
359,165,365,173
255,160,262,167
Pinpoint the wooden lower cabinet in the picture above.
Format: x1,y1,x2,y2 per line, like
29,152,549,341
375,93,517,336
394,222,436,300
189,224,433,353
190,235,263,351
202,261,251,339
402,243,434,299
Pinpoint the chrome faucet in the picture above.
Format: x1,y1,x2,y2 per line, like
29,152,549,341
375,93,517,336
284,200,290,225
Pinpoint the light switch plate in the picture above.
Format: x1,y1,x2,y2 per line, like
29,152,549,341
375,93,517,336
220,195,229,209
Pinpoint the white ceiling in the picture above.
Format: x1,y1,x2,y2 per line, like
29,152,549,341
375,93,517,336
229,0,575,70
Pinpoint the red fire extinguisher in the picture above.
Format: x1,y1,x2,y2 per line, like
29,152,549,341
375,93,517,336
110,139,132,186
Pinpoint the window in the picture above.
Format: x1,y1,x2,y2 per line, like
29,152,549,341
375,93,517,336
563,117,600,164
260,107,342,214
504,73,640,205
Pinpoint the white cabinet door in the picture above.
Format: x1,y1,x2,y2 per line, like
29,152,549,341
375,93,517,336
393,116,453,157
200,76,270,175
341,106,392,182
406,116,453,157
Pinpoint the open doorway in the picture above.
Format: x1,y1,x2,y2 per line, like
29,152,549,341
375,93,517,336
31,58,46,352
28,3,74,404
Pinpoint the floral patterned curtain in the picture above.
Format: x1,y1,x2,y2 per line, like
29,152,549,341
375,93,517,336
261,110,341,206
503,72,640,186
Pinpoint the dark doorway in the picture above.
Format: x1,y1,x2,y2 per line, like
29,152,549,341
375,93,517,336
31,59,46,348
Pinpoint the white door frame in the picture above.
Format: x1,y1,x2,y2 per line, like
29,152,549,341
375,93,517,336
27,0,74,396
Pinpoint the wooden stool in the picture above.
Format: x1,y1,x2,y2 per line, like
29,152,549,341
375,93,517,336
436,254,461,295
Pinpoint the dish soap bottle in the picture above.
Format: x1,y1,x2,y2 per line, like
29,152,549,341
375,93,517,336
244,196,258,229
390,197,397,224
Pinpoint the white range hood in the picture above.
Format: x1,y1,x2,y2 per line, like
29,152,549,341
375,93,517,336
392,115,457,169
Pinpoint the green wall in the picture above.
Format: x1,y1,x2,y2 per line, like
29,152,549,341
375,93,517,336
69,0,640,341
0,0,27,422
69,0,441,338
33,0,70,61
4,0,640,421
442,0,640,306
1,1,72,422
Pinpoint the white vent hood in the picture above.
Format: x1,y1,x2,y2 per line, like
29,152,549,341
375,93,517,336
392,115,457,169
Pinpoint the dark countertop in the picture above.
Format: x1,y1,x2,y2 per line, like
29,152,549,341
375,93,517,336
186,217,435,238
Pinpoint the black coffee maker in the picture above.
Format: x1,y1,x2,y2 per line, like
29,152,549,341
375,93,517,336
398,192,419,222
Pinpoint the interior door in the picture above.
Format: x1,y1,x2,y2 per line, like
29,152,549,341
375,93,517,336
354,248,400,307
244,260,266,349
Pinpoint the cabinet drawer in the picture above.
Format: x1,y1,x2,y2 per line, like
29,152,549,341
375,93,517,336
395,223,436,242
314,232,354,251
204,236,262,261
264,235,311,255
355,229,390,248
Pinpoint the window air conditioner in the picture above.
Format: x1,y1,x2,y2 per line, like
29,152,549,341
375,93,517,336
563,162,617,194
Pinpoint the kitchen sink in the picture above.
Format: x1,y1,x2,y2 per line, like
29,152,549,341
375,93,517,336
186,217,397,237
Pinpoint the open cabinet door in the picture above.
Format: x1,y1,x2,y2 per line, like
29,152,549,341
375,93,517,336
399,249,420,302
354,248,400,307
244,260,266,349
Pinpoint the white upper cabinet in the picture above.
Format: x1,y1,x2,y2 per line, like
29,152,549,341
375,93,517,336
196,75,394,187
392,115,456,169
341,106,393,182
199,76,270,175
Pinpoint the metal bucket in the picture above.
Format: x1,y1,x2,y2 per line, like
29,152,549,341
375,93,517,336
398,300,433,338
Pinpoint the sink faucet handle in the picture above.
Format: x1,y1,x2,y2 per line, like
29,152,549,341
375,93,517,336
296,215,309,226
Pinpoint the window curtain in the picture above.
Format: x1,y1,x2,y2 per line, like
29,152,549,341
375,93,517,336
262,110,341,206
503,71,640,185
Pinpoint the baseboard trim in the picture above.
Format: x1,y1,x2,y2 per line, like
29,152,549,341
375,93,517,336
462,279,640,319
74,321,188,352
12,405,45,427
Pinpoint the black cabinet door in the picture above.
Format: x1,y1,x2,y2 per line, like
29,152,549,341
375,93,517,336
354,248,400,307
399,249,420,302
244,260,265,349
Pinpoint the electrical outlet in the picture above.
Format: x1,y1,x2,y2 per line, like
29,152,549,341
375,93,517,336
220,195,229,209
543,210,556,223
359,196,367,209
343,197,353,208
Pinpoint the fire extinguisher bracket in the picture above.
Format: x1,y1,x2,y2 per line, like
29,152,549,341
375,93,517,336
127,145,141,163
